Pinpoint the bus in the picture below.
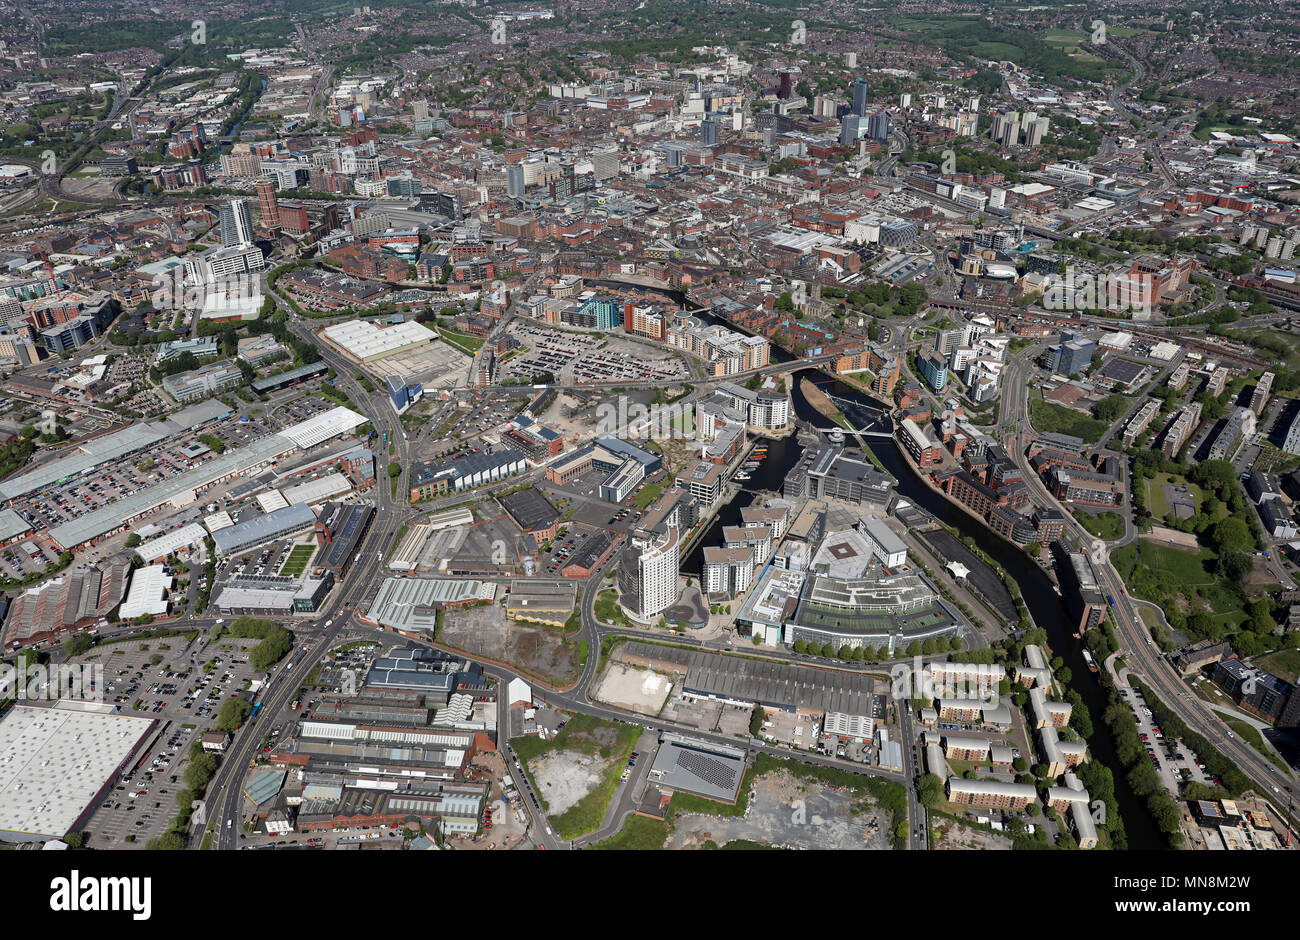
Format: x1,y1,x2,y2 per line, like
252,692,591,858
250,701,263,721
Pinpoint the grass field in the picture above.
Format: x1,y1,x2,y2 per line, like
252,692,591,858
1144,473,1218,523
1115,538,1254,634
1041,28,1085,42
1135,540,1216,585
634,480,667,509
595,589,631,627
1029,395,1107,443
1255,648,1300,683
435,326,484,355
1145,479,1171,518
1074,511,1124,540
278,544,315,577
592,814,670,849
1219,715,1291,773
510,713,639,840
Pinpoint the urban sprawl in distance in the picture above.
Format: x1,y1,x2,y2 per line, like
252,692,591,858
0,0,1297,858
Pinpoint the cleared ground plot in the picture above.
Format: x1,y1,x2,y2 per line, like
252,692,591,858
666,769,889,850
511,714,639,839
438,602,579,685
530,751,606,815
363,339,470,390
931,815,1014,850
593,662,673,716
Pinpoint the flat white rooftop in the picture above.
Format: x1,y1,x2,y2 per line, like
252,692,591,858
321,319,436,362
0,703,155,841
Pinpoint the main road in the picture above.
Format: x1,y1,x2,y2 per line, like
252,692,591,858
999,350,1299,823
200,310,417,849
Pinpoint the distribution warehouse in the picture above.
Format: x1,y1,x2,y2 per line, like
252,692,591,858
0,702,156,843
320,319,437,363
43,406,366,551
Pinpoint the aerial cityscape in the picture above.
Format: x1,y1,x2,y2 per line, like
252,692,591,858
0,0,1297,871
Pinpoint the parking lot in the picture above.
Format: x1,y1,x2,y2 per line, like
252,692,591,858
265,392,345,428
415,394,533,463
300,641,381,700
77,632,267,847
0,536,61,580
537,522,614,576
17,391,350,539
502,321,689,385
18,412,273,535
90,632,263,721
218,536,312,582
88,719,196,848
1121,685,1218,794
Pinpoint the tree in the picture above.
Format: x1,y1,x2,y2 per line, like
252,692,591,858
917,774,945,808
1246,597,1275,635
821,643,836,658
1216,551,1248,579
387,461,402,479
1208,517,1253,556
125,533,142,548
792,639,807,654
62,633,93,657
1091,394,1128,422
750,705,766,737
216,696,252,732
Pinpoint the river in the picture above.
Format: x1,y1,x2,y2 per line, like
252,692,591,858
786,369,1160,849
600,281,1159,846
